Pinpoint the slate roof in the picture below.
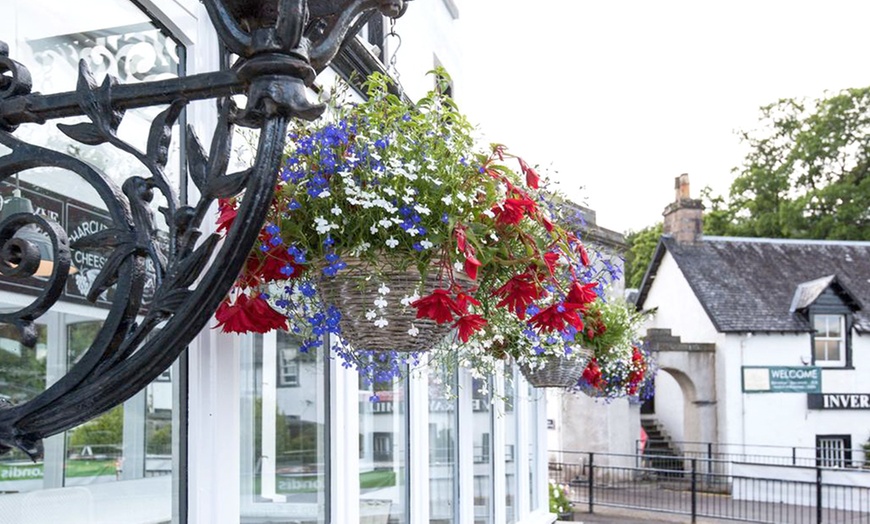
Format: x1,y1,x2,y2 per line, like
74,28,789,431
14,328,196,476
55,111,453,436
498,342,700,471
635,236,870,333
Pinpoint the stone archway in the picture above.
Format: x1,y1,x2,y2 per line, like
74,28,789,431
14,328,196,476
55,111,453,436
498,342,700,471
644,329,718,447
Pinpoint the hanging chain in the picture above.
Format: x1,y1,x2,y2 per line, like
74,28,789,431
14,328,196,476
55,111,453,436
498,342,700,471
386,17,403,96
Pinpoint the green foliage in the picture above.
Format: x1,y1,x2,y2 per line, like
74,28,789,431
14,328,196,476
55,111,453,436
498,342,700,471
624,223,662,289
549,481,571,514
704,86,870,240
69,405,123,447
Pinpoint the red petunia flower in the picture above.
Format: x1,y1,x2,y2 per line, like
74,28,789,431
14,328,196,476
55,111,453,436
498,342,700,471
216,199,237,233
411,289,463,325
491,197,537,226
543,252,560,276
215,294,288,334
464,254,482,280
455,292,481,314
255,246,305,283
566,281,598,307
582,359,603,388
577,243,590,267
493,273,546,319
518,157,540,189
454,225,467,253
529,303,585,333
453,314,487,343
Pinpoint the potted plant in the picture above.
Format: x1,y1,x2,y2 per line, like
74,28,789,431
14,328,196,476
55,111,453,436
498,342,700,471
549,481,574,520
215,71,609,385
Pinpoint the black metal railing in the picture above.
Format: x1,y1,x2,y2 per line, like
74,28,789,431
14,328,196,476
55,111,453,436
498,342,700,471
638,440,870,469
549,450,870,523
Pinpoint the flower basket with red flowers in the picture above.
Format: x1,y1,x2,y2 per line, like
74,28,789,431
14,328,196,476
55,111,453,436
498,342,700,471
571,298,656,400
216,71,613,385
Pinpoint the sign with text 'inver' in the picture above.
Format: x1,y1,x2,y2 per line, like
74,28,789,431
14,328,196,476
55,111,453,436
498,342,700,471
742,366,821,393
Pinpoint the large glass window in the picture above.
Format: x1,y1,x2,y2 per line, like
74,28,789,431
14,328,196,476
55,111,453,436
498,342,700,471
0,2,183,522
813,314,846,366
504,370,517,524
428,365,457,524
241,332,329,523
472,378,493,524
359,370,409,524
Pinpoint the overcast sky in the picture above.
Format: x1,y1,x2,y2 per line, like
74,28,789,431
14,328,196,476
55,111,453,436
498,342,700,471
457,0,870,234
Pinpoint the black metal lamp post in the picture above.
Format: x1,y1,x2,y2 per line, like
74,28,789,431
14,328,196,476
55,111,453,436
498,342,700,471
0,0,406,459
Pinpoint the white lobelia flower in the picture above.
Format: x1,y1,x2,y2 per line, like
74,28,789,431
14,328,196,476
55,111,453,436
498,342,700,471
414,204,431,215
401,293,420,306
405,227,419,237
374,297,388,309
441,194,453,205
318,190,331,199
420,240,433,249
374,317,389,328
378,283,391,295
370,225,379,234
314,217,338,234
331,206,342,216
386,237,399,249
408,324,420,337
378,218,393,229
365,309,377,320
483,208,495,219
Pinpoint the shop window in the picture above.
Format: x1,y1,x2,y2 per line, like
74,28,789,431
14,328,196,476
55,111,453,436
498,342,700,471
241,332,329,523
429,364,458,524
816,434,852,468
472,377,493,524
812,314,848,367
359,369,409,524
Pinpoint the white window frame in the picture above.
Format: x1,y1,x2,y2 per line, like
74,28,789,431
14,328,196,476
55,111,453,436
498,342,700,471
812,314,846,367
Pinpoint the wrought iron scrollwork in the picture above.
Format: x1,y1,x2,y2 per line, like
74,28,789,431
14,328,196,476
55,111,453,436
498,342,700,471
0,0,406,459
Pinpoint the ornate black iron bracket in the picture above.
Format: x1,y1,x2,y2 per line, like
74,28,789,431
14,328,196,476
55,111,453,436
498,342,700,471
0,0,406,459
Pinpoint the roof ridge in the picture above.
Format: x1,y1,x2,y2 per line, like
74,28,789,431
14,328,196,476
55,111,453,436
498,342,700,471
702,236,870,247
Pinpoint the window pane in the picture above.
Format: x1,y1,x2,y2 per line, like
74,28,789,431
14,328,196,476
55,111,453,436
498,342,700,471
504,370,517,524
527,381,539,512
241,332,328,523
429,365,457,524
473,378,493,524
0,323,47,492
826,316,842,338
360,370,408,524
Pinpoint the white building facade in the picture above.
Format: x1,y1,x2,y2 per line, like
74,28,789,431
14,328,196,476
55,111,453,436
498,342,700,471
0,1,555,523
636,175,870,466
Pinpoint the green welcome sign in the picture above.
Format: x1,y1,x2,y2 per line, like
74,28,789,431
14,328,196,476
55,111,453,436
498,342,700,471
742,366,821,393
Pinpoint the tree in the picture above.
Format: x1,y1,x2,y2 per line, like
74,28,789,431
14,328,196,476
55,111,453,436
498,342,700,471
704,86,870,240
624,223,663,289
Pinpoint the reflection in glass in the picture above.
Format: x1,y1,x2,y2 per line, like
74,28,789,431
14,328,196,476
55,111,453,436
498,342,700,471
241,332,328,523
0,323,47,492
472,377,492,524
504,369,517,524
360,369,408,524
527,380,539,511
428,365,457,524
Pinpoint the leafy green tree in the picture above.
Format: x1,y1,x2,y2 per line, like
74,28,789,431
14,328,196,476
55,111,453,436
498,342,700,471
624,223,662,289
69,405,123,447
705,86,870,240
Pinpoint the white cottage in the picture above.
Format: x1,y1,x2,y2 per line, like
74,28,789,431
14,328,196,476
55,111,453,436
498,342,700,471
636,174,870,466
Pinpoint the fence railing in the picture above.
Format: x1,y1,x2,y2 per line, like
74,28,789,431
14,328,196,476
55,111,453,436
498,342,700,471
637,440,870,469
549,450,870,524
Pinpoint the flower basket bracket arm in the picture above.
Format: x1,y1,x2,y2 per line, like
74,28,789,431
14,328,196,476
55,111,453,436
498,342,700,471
0,0,408,459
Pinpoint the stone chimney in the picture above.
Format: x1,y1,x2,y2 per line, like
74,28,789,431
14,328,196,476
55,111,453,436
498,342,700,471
662,173,704,243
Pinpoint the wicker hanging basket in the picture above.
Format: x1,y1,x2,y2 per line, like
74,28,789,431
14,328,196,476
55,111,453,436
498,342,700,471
317,258,457,352
518,348,594,388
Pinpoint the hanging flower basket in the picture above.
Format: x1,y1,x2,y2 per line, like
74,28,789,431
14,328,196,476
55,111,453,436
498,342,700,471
518,348,593,388
317,258,457,352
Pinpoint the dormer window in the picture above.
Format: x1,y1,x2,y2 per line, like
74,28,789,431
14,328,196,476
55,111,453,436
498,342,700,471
812,314,846,367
